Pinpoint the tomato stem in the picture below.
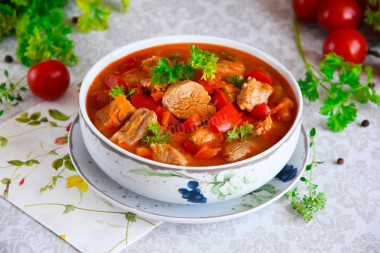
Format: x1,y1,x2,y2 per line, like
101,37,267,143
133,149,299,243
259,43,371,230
294,17,312,74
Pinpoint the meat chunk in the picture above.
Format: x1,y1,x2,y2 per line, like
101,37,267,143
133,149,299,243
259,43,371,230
189,127,216,146
94,97,136,130
223,141,253,162
221,84,240,103
150,143,188,166
217,60,245,79
141,55,161,73
140,79,168,93
120,68,146,87
162,80,216,119
237,78,274,111
254,115,273,136
110,108,157,147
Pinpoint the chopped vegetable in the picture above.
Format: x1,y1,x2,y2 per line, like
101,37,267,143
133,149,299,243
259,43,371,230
105,75,128,89
177,114,200,133
284,128,327,222
183,140,199,155
198,80,216,95
226,122,255,142
161,110,180,128
225,74,245,89
130,94,159,111
244,68,273,85
209,103,240,133
194,144,221,159
295,18,380,132
151,91,165,102
141,122,171,145
212,90,229,110
109,84,125,98
250,103,270,119
150,45,219,84
135,147,152,159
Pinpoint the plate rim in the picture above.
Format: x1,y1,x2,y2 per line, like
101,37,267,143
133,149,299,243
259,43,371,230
69,115,309,224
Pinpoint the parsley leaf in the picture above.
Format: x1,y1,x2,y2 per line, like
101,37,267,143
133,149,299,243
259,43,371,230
226,122,255,142
226,74,245,89
141,122,171,145
109,84,125,98
189,45,219,80
363,0,380,33
284,128,327,222
295,19,380,132
76,0,111,32
151,58,195,85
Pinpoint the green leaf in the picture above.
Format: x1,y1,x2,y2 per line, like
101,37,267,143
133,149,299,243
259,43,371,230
125,212,136,222
305,164,312,171
16,117,31,123
24,159,39,166
49,109,70,121
109,84,125,98
76,0,111,32
7,160,24,166
19,112,28,118
309,128,316,137
50,121,58,127
40,117,48,122
121,0,130,12
226,74,245,89
30,112,41,120
226,122,255,142
1,178,11,184
48,150,58,155
64,160,76,171
0,136,8,147
189,45,218,80
52,158,64,170
63,204,76,214
28,121,41,126
141,122,171,145
298,72,320,102
63,154,71,161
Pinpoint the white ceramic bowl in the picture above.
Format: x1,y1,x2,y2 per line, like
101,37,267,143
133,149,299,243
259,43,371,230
79,35,303,204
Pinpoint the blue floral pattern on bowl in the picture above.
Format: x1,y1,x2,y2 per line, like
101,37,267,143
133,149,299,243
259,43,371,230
275,164,298,182
178,181,207,203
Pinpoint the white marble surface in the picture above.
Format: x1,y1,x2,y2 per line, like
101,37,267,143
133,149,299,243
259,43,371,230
1,0,380,252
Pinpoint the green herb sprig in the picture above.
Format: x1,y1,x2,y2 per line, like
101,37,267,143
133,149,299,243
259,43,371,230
109,84,125,98
226,122,255,142
363,0,380,33
284,128,327,222
295,18,380,132
141,122,171,145
150,45,219,85
0,70,27,117
226,74,245,89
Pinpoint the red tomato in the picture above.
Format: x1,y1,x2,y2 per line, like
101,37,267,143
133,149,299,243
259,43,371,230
209,103,240,133
183,140,199,155
292,0,322,22
244,69,273,85
130,94,159,111
322,27,367,63
105,75,128,89
250,103,271,119
212,90,229,110
317,0,361,31
27,60,70,100
198,80,216,95
88,89,112,109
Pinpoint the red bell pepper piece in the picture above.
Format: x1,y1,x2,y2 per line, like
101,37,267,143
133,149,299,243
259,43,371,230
194,144,221,159
183,140,199,155
238,112,252,126
244,68,273,85
212,90,229,110
130,94,159,111
105,75,128,89
176,114,200,133
250,103,271,120
209,103,240,133
198,80,216,95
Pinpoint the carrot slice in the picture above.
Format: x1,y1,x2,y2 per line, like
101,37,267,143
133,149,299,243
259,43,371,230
136,147,152,159
194,144,221,159
114,94,128,121
151,91,165,102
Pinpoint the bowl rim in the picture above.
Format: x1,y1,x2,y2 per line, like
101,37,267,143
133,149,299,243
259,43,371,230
79,35,303,171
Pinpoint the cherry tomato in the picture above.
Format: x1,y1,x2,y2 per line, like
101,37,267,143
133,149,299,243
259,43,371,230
244,68,273,85
292,0,322,22
322,27,367,63
27,60,70,100
317,0,361,31
104,75,128,89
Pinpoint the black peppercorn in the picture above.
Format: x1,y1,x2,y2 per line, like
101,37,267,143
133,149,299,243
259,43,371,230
361,120,370,127
4,55,13,63
337,158,344,165
72,16,78,24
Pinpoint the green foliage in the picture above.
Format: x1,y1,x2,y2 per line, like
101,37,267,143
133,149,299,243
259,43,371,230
141,122,171,145
226,74,245,89
150,46,218,84
0,70,28,117
284,128,327,222
226,122,255,142
0,0,129,66
364,0,380,33
298,53,380,132
109,84,125,98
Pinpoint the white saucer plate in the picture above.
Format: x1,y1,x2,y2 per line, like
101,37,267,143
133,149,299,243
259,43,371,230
68,116,309,224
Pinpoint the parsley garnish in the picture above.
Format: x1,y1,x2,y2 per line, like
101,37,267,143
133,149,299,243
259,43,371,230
284,128,327,222
150,46,219,84
109,84,125,98
363,0,380,33
295,18,380,132
141,122,171,145
226,74,245,89
126,88,135,97
226,122,255,142
0,70,28,117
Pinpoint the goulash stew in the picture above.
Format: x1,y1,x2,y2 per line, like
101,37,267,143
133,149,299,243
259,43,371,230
87,44,297,166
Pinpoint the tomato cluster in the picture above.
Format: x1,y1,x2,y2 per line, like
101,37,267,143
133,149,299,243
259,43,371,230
292,0,369,63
